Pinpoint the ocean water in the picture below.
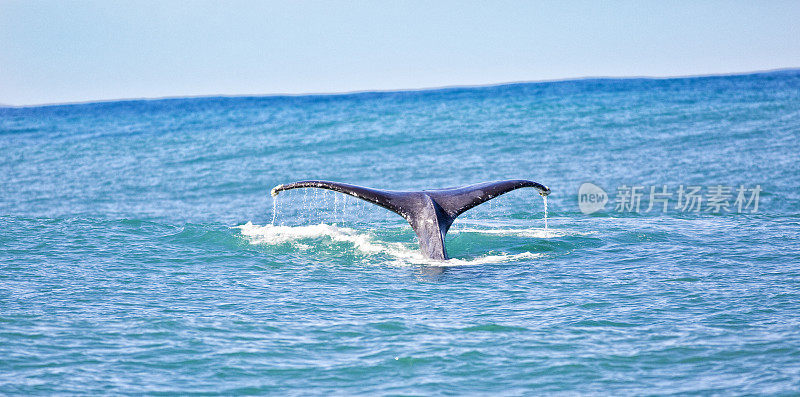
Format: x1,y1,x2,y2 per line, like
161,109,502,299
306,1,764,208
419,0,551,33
2,70,800,394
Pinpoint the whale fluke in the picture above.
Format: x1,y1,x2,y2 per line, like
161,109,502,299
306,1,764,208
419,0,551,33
271,179,550,260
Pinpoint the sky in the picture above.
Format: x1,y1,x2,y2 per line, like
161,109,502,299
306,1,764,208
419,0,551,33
1,1,799,106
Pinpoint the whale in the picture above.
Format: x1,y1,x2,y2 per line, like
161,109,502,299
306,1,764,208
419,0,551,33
271,179,551,260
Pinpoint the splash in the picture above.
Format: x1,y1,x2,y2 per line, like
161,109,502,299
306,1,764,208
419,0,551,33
451,227,586,238
237,222,384,249
234,222,543,267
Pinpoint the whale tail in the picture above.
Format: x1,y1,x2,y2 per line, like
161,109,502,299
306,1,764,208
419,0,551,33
271,180,550,260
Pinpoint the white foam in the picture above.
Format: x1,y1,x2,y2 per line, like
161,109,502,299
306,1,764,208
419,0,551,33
451,227,587,238
233,222,546,267
235,221,399,254
437,251,544,267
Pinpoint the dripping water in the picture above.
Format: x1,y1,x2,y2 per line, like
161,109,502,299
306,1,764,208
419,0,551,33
333,193,340,224
271,194,278,225
341,194,347,225
302,190,308,216
543,195,548,234
313,189,319,221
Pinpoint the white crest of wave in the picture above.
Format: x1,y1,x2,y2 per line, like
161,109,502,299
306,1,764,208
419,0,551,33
440,251,543,267
234,222,544,267
452,227,586,238
235,221,396,254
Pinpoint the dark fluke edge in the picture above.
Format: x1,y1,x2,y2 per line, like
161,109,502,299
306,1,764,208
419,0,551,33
271,180,551,260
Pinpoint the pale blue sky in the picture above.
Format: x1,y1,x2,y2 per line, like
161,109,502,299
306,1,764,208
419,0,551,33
2,1,799,106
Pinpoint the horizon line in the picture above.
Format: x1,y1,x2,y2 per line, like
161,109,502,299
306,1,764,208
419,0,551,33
3,67,798,109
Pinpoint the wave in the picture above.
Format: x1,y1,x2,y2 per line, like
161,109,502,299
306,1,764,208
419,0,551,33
451,227,589,239
233,222,549,267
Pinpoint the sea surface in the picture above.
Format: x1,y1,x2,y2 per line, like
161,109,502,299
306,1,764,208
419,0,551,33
2,70,800,395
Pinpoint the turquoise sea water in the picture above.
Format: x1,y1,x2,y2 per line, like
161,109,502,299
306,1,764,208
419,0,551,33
2,70,800,394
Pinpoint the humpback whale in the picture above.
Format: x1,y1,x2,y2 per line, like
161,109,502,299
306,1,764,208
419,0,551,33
271,179,551,260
